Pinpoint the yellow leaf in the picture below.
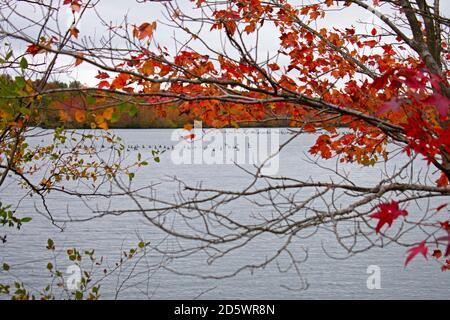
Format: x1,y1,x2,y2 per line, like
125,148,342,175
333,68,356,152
141,61,155,75
95,114,105,124
25,80,34,94
0,110,9,119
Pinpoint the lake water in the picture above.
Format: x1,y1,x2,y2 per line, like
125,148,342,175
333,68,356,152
0,128,449,300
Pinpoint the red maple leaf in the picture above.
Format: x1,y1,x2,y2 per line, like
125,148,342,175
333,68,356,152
405,241,428,267
439,221,450,230
402,68,427,90
371,69,395,90
435,204,448,212
183,133,196,140
370,201,408,234
95,71,110,80
26,44,43,56
376,99,402,115
437,230,450,257
436,173,449,187
429,73,443,91
432,249,442,259
97,80,110,89
423,93,450,118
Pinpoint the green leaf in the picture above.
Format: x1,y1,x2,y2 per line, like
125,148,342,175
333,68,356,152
75,291,83,300
15,76,26,89
46,238,55,250
118,103,127,113
5,50,13,61
138,241,145,249
110,112,120,123
20,217,32,223
154,157,160,163
46,262,53,271
86,95,96,105
128,105,138,117
2,263,10,271
20,57,28,70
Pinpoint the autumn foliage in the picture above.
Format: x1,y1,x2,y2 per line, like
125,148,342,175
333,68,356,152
1,0,449,275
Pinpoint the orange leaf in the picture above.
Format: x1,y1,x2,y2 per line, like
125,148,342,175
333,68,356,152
341,115,353,123
98,121,108,130
75,53,84,66
244,23,256,34
74,110,86,123
110,73,130,90
268,63,280,71
436,172,449,187
70,27,80,38
309,10,321,21
103,107,114,120
71,1,81,13
136,22,157,40
303,124,316,133
59,110,69,122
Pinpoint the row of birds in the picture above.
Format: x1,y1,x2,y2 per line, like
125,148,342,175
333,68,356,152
126,144,173,152
125,142,273,152
36,142,267,152
122,129,300,152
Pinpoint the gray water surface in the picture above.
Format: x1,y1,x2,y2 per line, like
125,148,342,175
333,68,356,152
0,128,449,300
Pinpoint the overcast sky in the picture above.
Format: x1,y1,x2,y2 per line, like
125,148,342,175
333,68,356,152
3,0,449,85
